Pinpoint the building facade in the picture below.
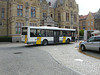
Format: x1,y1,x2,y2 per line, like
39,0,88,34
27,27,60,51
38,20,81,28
94,9,100,30
0,0,79,42
79,12,95,30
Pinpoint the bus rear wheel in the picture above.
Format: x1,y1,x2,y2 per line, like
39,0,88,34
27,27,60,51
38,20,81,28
66,39,70,44
43,40,48,46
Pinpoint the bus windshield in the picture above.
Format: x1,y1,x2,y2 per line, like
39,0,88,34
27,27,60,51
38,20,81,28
22,27,27,35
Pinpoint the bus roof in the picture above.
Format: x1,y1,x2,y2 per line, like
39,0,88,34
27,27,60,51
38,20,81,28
22,26,76,31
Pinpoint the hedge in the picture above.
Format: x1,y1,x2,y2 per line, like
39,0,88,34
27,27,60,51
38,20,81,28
0,36,12,42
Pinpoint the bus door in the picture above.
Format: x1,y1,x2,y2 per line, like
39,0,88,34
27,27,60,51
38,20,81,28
54,31,60,43
22,27,28,44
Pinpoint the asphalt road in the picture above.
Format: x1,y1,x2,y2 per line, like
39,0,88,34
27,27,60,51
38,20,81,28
0,43,81,75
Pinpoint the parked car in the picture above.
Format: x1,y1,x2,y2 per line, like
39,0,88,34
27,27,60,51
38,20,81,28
80,35,100,52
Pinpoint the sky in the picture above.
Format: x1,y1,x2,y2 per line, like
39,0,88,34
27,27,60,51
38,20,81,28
47,0,100,15
76,0,100,15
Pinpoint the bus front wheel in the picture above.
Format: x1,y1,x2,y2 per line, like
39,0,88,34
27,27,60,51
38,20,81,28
43,40,48,46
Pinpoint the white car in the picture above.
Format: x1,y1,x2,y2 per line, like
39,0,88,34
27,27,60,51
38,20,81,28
80,35,100,52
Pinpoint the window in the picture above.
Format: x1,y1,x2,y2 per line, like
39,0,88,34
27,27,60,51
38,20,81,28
60,0,63,5
30,23,37,26
88,37,94,42
17,5,23,16
31,7,36,17
62,31,67,36
43,13,46,19
40,30,46,37
66,13,69,22
46,30,53,37
16,23,24,34
65,26,70,28
37,30,41,37
95,37,100,41
67,31,71,36
40,0,42,3
60,31,71,36
1,8,5,18
22,27,27,35
82,21,86,26
30,29,53,37
74,14,77,22
91,21,93,25
30,29,37,37
70,2,72,7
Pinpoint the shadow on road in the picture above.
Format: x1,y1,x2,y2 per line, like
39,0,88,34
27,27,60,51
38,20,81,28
24,43,74,47
78,49,100,59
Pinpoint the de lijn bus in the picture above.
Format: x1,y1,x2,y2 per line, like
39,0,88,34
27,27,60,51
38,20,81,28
21,26,76,45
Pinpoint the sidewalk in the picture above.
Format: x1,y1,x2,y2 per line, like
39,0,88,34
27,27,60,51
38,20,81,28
0,42,11,44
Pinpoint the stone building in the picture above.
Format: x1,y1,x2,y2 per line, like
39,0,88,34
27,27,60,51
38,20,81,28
0,0,8,36
94,9,100,30
55,0,79,30
0,0,79,42
79,12,95,30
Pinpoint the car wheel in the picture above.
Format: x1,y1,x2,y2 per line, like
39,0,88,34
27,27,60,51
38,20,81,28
81,45,86,51
43,40,48,46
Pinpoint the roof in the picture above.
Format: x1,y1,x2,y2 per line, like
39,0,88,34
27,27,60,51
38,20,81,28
22,26,76,31
79,15,88,20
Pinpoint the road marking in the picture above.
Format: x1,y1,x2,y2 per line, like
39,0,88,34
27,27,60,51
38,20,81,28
74,59,83,62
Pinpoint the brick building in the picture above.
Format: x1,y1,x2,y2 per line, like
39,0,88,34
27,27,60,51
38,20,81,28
79,12,95,30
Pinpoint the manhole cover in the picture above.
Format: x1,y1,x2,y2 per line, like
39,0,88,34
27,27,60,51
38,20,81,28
14,52,22,54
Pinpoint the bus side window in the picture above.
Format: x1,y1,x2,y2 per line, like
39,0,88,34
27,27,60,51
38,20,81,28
62,31,66,36
67,31,71,36
37,30,41,37
46,30,53,37
40,30,46,37
60,31,62,36
30,29,36,37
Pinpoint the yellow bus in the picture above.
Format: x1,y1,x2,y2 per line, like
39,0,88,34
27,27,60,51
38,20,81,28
21,26,76,45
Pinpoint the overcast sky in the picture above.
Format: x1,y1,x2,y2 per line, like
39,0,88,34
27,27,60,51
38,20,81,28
76,0,100,15
47,0,100,15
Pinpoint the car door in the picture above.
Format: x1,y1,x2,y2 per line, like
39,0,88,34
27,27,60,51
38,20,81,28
92,37,100,51
85,37,95,50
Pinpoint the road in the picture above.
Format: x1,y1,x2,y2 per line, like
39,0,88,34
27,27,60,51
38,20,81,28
0,43,80,75
0,42,100,75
